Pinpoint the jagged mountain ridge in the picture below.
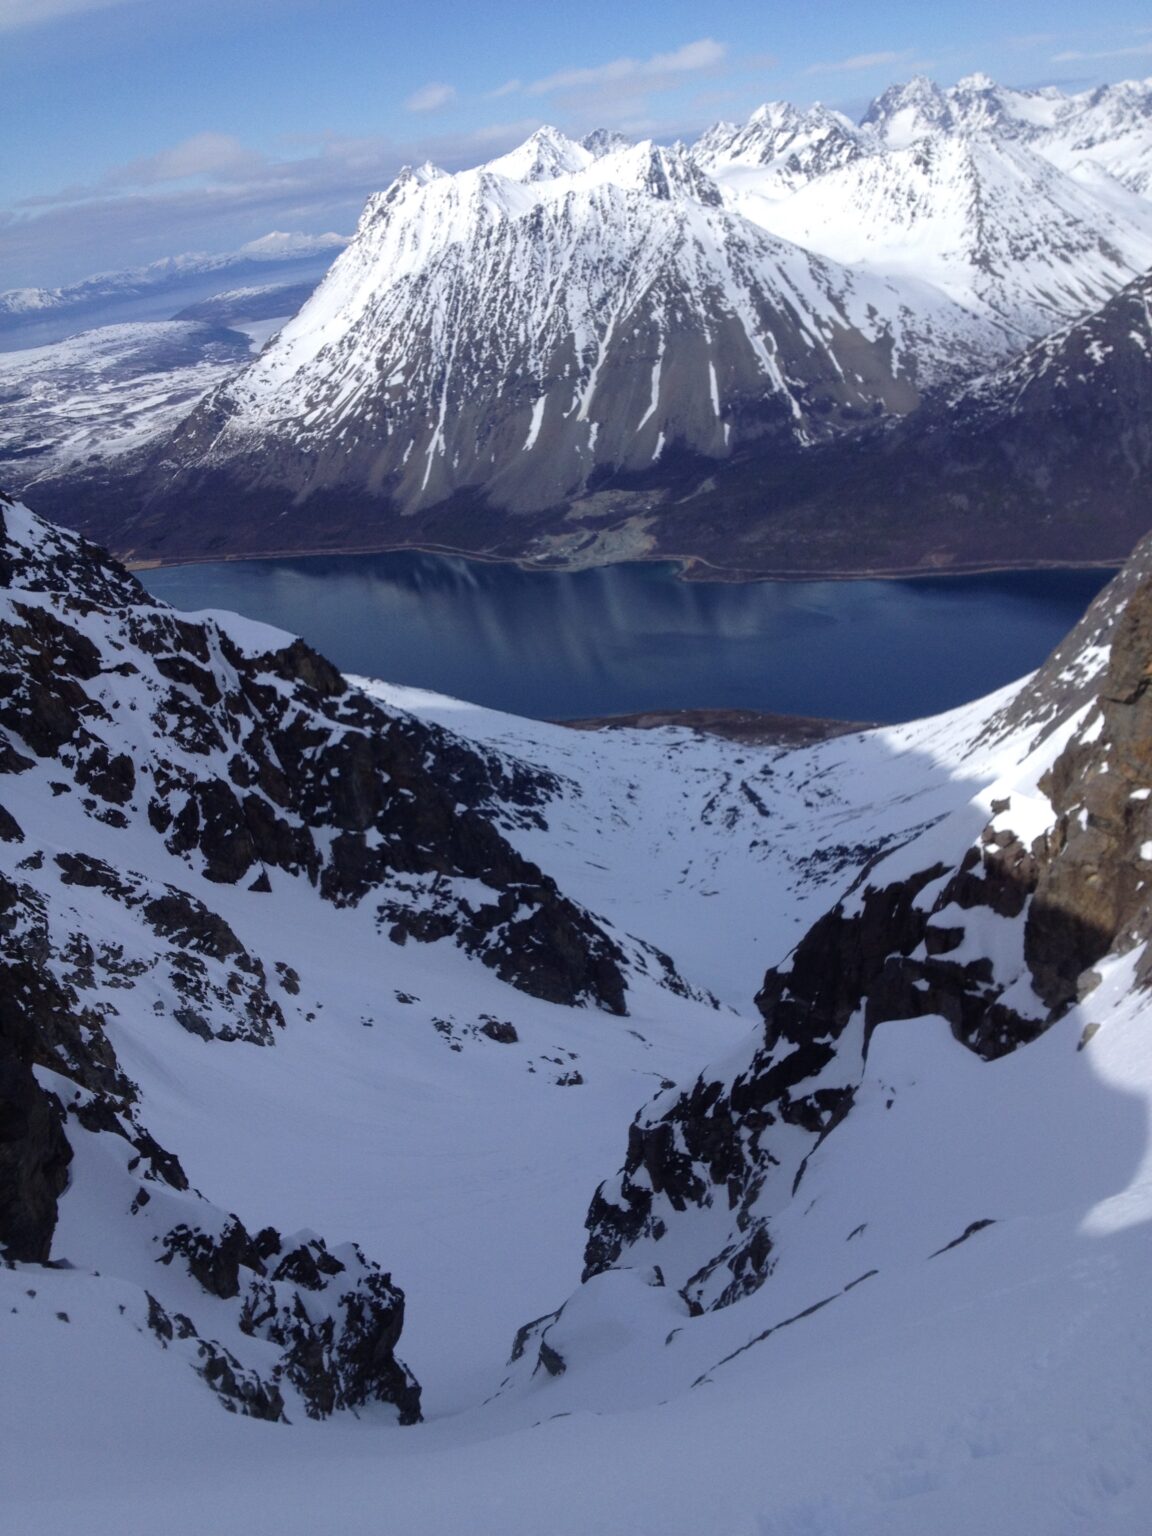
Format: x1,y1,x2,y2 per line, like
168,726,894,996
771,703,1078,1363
705,75,1152,335
718,130,1151,335
861,72,1152,195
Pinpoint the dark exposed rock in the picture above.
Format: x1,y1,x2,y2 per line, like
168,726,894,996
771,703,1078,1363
584,547,1152,1310
72,1097,188,1190
163,1218,421,1423
145,1292,286,1422
1025,573,1152,1008
929,1218,996,1258
74,745,135,806
1,871,134,1101
1,495,631,1014
194,1337,287,1422
51,855,286,1046
143,891,244,961
537,1340,567,1377
509,1307,562,1364
480,1018,519,1044
161,1218,265,1300
0,1041,72,1263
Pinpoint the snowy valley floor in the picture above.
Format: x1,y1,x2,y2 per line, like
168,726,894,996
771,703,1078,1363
4,655,1152,1534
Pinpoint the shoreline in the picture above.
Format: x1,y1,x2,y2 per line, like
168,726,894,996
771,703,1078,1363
124,538,1124,586
556,707,875,746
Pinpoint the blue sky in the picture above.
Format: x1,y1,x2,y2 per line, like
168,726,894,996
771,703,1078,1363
3,0,1152,286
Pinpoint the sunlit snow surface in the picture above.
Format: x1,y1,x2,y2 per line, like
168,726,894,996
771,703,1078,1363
3,535,1151,1535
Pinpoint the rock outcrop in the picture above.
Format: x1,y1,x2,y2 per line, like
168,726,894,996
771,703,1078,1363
583,537,1152,1310
0,490,693,1421
0,491,632,1016
160,1219,421,1423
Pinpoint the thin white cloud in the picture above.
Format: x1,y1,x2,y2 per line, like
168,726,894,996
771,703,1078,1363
114,132,263,187
404,82,457,113
0,0,140,29
805,49,916,76
1050,43,1152,62
526,38,726,96
487,79,522,99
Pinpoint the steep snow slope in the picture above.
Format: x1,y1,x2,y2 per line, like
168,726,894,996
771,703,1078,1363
3,498,1152,1532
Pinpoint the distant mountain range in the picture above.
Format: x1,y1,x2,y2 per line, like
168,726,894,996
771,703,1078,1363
0,233,347,352
13,75,1152,573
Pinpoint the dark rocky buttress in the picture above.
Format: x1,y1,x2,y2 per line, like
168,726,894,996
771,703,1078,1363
0,489,638,1419
583,544,1152,1312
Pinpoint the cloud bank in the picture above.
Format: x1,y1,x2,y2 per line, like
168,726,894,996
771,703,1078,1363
0,0,141,31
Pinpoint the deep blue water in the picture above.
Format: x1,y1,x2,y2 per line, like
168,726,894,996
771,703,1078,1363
137,553,1114,725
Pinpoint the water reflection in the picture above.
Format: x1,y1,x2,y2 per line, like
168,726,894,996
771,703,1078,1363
138,553,1114,724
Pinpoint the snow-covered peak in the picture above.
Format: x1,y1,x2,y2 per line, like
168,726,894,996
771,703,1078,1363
852,73,1152,195
694,99,865,186
578,137,720,203
580,127,630,159
237,231,347,258
862,74,955,147
482,125,592,183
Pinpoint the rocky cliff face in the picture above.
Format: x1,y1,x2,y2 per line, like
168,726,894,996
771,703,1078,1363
582,534,1152,1312
627,264,1152,577
0,490,696,1421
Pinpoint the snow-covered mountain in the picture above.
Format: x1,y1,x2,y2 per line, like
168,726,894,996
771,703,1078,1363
32,73,1151,570
3,493,1152,1531
12,74,1152,574
95,127,991,560
862,72,1152,196
707,75,1152,336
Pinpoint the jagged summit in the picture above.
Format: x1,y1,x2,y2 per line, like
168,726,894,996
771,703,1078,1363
861,73,955,146
483,125,593,182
